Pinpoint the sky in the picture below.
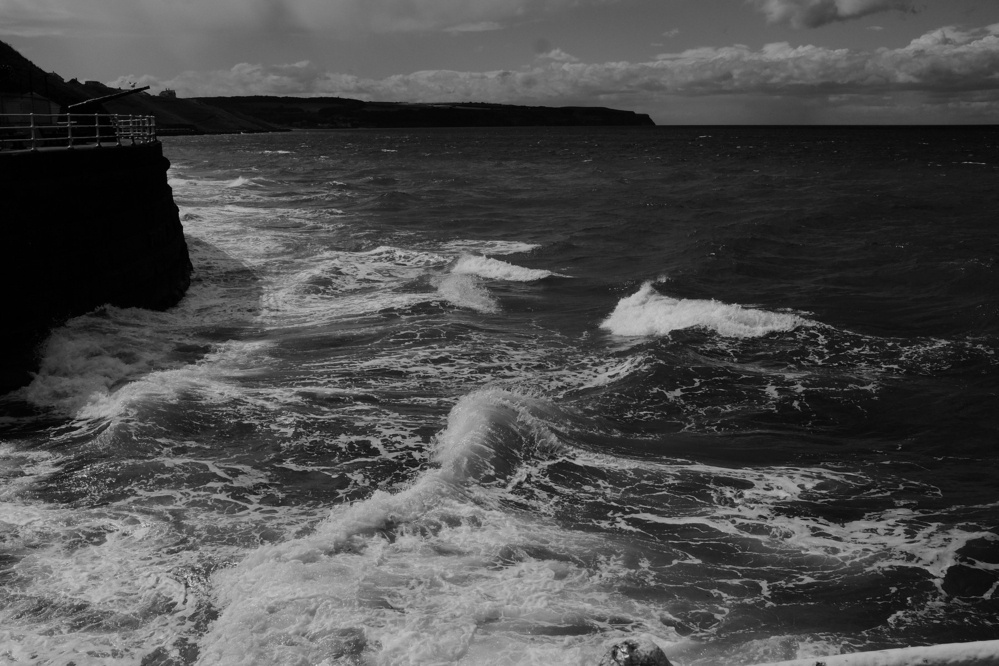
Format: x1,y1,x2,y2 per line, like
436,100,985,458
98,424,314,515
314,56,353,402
3,0,999,124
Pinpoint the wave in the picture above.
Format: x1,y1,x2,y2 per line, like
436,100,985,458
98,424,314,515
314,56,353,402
442,240,540,256
451,254,561,282
195,389,672,665
436,273,499,314
260,245,449,323
224,176,256,188
432,388,567,485
601,282,805,338
16,237,267,421
437,253,563,313
451,250,563,282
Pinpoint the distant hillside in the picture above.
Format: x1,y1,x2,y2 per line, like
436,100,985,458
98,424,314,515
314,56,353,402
0,40,89,107
1,40,277,134
194,96,656,129
65,80,281,135
3,40,655,132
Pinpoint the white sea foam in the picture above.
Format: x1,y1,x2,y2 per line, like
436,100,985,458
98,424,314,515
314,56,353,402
442,240,541,256
22,329,268,422
581,455,996,588
0,446,322,666
563,354,652,395
260,245,448,324
224,176,255,188
432,388,567,484
452,254,560,282
197,389,676,665
601,282,804,338
436,273,499,313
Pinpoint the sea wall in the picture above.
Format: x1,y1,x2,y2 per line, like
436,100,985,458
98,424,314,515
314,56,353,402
0,142,192,393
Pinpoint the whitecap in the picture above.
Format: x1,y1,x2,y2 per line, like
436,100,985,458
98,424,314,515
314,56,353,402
442,240,541,256
452,254,560,282
224,176,255,188
195,389,676,666
600,282,804,338
432,388,566,485
437,274,499,314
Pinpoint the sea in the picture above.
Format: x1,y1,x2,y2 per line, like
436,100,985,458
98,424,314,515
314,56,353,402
1,125,997,666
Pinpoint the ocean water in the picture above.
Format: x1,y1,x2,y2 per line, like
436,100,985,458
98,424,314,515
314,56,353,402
1,126,997,666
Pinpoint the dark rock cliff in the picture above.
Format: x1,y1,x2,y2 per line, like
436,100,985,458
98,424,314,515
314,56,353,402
0,142,192,393
194,96,656,129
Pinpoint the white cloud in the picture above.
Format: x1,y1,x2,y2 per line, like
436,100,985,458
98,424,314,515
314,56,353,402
111,23,999,122
748,0,916,29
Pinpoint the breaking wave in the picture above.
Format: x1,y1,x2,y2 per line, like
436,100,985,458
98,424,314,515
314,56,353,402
601,282,805,338
451,255,561,282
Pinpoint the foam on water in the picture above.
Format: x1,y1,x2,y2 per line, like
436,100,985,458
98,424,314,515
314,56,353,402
5,129,996,665
14,231,269,420
436,273,500,314
0,437,320,664
433,389,568,485
601,282,805,339
452,254,562,282
259,245,450,324
198,389,679,665
442,240,541,256
223,176,256,188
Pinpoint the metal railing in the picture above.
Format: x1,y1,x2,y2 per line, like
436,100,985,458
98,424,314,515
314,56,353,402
0,113,157,152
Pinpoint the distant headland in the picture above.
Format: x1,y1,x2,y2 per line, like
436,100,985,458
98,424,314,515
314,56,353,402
190,96,656,131
58,84,656,134
1,40,653,135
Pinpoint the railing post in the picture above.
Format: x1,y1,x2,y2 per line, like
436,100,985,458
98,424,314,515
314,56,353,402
1,113,156,151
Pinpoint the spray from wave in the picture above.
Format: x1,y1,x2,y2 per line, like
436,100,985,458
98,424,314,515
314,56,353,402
451,254,561,282
601,282,804,338
193,389,675,665
437,274,500,314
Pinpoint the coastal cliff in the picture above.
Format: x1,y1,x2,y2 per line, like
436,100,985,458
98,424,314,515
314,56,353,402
3,39,653,136
193,96,656,129
0,142,192,393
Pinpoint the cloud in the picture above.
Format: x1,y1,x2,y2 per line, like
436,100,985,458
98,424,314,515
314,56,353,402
112,23,999,121
749,0,916,29
4,0,622,38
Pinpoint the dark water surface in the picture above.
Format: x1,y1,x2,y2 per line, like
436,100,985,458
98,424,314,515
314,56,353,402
1,126,998,665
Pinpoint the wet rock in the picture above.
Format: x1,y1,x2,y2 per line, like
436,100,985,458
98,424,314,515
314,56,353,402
599,636,673,666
